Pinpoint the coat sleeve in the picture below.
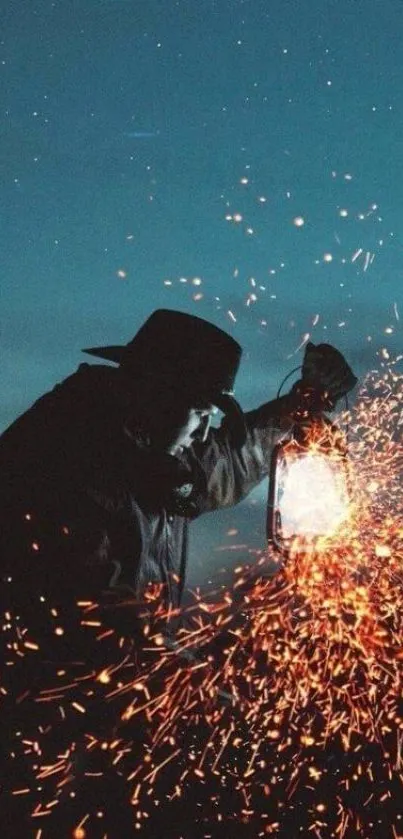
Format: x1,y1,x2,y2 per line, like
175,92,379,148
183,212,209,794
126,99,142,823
188,394,297,514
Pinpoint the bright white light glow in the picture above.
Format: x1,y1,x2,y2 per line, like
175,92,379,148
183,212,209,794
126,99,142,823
276,453,349,539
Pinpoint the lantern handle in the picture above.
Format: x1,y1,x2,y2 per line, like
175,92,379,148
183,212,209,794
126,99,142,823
277,366,351,444
276,365,302,398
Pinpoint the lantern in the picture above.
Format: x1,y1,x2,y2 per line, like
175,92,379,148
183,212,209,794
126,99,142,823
267,419,350,555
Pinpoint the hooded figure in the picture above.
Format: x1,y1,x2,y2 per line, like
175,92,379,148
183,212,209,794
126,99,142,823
0,310,357,835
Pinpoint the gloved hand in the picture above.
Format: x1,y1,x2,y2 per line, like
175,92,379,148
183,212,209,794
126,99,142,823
292,341,358,414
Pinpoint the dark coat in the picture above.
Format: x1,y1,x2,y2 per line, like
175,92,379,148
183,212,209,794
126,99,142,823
0,363,299,833
0,363,294,627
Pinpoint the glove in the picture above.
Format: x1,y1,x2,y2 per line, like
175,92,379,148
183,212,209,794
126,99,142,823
292,342,358,414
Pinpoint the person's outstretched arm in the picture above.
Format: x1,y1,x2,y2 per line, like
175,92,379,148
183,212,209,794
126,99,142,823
187,342,357,515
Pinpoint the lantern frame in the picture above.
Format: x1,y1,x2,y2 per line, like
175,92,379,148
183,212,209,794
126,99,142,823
266,423,350,555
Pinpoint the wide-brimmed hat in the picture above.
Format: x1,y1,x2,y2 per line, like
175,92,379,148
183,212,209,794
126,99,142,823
82,309,247,444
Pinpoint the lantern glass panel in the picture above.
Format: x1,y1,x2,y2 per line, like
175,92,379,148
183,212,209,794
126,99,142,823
270,447,349,551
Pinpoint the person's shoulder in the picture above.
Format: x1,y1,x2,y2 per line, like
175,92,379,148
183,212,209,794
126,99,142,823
60,362,118,387
53,363,122,401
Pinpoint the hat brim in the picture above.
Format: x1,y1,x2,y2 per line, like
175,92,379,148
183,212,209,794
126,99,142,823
82,345,124,364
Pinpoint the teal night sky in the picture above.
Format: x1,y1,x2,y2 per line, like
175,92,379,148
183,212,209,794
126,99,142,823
2,0,403,581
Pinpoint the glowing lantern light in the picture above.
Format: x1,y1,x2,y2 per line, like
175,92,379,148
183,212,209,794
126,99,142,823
267,423,350,554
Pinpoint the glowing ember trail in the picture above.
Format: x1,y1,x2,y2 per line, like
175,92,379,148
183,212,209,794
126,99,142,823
2,364,403,836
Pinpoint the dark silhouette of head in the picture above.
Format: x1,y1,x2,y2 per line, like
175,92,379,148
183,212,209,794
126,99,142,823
83,309,246,453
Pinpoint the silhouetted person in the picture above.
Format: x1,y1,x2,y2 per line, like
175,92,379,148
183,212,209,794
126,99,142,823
0,310,357,836
0,309,356,621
